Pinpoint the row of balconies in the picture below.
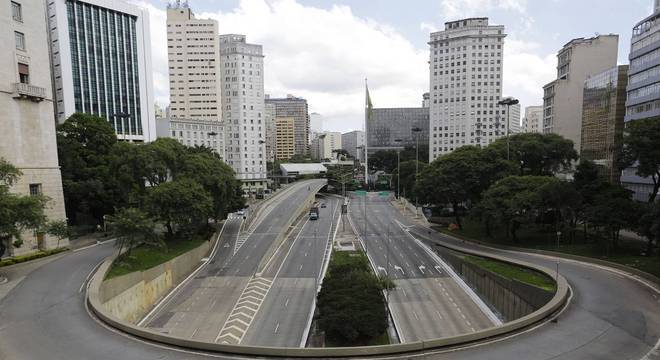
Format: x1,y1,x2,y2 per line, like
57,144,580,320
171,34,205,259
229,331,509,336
12,82,46,102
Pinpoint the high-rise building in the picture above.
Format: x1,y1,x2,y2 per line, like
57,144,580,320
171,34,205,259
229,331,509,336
155,103,166,119
156,117,224,156
219,34,267,191
623,5,660,201
275,117,295,161
342,130,365,161
429,18,506,161
265,95,310,155
1,0,68,256
542,35,619,153
581,65,628,184
48,0,155,142
311,132,342,161
310,112,323,133
522,106,543,133
508,102,521,134
166,3,221,122
368,107,429,154
265,103,276,163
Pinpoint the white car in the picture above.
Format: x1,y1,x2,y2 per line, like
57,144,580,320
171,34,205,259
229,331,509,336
236,209,245,216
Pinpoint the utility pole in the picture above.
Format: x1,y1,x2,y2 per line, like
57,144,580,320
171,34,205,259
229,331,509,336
498,97,519,161
411,127,422,218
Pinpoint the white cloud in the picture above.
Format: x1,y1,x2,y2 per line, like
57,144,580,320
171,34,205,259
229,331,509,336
502,38,556,109
440,0,528,19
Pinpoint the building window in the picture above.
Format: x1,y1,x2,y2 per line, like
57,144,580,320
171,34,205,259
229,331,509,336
18,63,29,84
15,31,25,50
29,184,42,196
11,1,22,22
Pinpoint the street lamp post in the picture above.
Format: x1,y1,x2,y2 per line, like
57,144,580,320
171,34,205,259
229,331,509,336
497,97,519,161
394,139,403,200
411,127,422,218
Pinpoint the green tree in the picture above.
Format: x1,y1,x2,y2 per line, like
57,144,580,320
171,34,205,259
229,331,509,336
584,185,641,255
537,179,582,243
145,179,213,237
0,159,48,257
479,176,556,242
489,133,578,176
56,113,120,224
417,146,514,229
620,117,660,203
107,207,160,259
392,160,427,199
45,220,70,250
636,202,660,256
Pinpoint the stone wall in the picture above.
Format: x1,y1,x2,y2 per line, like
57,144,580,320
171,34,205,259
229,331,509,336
98,236,215,324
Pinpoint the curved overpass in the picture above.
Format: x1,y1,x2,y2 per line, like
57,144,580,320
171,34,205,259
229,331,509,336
0,204,658,359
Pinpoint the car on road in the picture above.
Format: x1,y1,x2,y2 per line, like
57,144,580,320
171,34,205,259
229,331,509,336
236,209,245,216
320,203,327,208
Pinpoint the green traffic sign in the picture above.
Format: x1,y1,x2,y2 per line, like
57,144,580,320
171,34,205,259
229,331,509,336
378,191,390,197
355,190,367,196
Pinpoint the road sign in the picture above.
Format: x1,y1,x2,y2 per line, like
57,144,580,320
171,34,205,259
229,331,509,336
378,191,390,197
355,190,367,196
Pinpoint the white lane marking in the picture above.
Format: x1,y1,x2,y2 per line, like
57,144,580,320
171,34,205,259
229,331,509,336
274,323,280,333
435,310,443,319
419,265,426,275
394,265,405,275
413,311,419,320
285,298,289,307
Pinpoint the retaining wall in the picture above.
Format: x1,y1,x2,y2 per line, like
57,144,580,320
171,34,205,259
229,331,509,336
98,235,216,324
436,246,553,321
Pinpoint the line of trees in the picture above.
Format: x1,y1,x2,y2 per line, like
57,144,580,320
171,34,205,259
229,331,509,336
416,119,660,257
57,113,244,256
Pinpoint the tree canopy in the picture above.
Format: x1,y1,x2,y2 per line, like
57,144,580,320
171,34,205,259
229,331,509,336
490,133,578,176
621,117,660,203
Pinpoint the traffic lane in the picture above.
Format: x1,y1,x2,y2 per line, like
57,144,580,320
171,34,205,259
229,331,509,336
0,243,228,360
279,197,338,278
410,226,660,360
241,277,316,347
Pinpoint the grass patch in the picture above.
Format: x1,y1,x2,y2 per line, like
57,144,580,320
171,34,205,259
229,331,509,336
436,218,660,279
105,237,207,279
0,247,69,267
464,255,556,291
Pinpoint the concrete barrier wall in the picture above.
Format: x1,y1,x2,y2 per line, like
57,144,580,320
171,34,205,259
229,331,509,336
98,236,215,324
435,246,553,321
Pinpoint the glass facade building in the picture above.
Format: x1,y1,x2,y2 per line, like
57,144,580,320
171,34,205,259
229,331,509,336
48,0,155,142
581,66,628,183
367,107,429,153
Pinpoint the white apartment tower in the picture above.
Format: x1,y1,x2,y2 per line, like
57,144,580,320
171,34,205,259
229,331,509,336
523,106,543,133
48,0,155,142
428,18,506,161
219,34,267,189
166,2,221,122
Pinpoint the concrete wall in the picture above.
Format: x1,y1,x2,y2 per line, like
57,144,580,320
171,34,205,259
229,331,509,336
99,236,215,324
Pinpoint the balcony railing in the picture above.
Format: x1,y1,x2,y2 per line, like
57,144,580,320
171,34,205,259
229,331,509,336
13,82,46,101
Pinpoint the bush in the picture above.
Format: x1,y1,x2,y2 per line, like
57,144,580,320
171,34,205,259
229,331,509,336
0,247,69,267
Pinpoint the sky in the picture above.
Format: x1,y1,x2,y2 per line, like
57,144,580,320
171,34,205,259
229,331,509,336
133,0,652,133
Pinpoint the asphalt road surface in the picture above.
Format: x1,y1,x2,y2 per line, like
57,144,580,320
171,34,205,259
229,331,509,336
348,192,497,342
0,190,658,359
241,196,340,347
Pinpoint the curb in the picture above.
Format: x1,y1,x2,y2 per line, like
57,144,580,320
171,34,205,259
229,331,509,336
0,275,7,285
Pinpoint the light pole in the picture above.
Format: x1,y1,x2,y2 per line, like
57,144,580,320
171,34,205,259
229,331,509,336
411,127,422,218
497,97,519,161
394,138,403,200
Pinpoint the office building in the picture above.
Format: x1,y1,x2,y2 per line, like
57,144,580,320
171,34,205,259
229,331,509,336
342,130,365,161
523,106,543,133
155,117,225,157
265,103,276,162
580,66,628,184
275,117,295,161
266,95,310,155
508,102,521,134
428,18,506,160
623,5,660,201
48,0,155,141
311,132,342,161
166,2,221,121
1,0,68,256
542,35,619,152
219,34,267,191
367,107,429,153
310,112,323,133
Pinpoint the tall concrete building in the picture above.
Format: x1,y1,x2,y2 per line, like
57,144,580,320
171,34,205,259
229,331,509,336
48,0,155,142
542,35,619,153
266,95,310,155
623,5,660,201
264,102,276,162
275,117,295,161
311,132,342,161
1,0,68,256
429,18,506,161
508,102,521,134
166,3,221,122
368,107,429,153
581,65,628,184
522,106,543,133
219,34,267,191
155,117,224,156
342,130,365,161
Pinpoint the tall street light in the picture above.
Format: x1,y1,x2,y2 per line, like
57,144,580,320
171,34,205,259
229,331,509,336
411,127,422,218
394,138,403,200
497,97,519,161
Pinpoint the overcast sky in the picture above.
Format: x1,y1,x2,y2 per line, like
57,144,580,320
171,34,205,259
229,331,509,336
133,0,652,133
